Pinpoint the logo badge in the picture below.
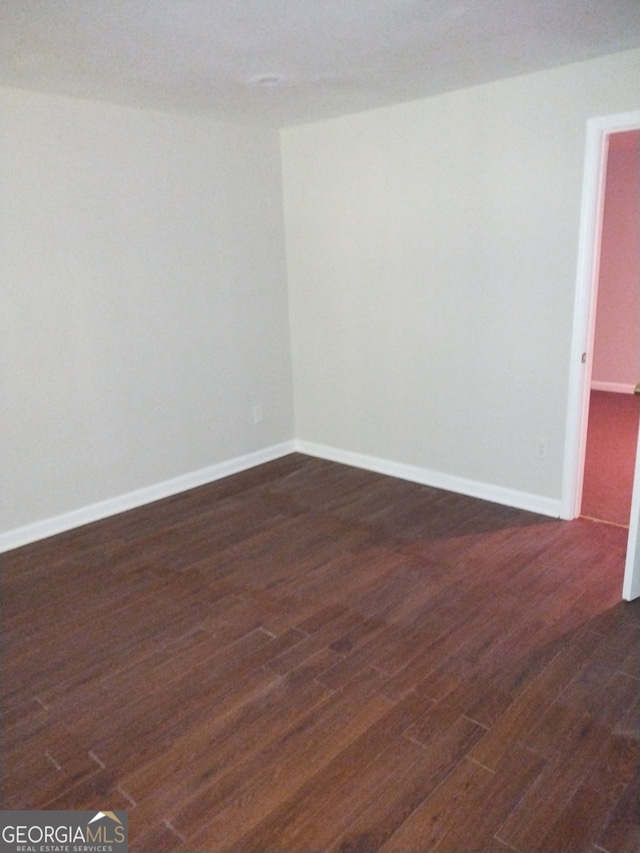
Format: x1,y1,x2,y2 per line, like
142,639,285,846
0,810,128,853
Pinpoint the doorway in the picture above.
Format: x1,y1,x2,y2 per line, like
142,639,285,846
581,129,640,527
562,110,640,601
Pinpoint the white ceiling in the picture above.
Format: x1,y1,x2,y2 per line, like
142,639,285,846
2,0,640,127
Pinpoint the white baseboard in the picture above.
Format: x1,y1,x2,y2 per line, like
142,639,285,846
295,440,562,519
0,441,296,554
591,381,636,394
1,437,563,553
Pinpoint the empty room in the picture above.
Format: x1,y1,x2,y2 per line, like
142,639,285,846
2,2,640,851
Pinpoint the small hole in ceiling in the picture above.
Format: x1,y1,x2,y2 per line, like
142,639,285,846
248,73,287,88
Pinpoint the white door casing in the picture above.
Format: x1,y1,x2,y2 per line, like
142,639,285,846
562,109,640,601
623,419,640,600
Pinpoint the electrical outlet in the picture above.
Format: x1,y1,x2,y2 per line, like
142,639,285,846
253,404,263,424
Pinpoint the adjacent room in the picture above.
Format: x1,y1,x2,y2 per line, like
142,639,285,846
2,2,640,850
582,129,640,527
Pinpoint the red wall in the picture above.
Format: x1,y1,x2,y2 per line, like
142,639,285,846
592,133,640,391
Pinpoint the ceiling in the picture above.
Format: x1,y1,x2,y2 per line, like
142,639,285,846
2,0,640,128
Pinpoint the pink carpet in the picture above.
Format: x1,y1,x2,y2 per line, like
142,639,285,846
581,390,640,526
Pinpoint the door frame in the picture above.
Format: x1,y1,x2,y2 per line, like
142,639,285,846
624,423,640,600
561,109,640,600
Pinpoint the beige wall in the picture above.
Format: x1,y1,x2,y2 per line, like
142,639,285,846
3,49,639,542
0,88,293,534
282,49,640,507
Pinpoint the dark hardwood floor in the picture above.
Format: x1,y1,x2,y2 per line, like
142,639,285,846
2,454,638,852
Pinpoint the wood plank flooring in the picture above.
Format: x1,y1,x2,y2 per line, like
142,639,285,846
1,454,638,852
